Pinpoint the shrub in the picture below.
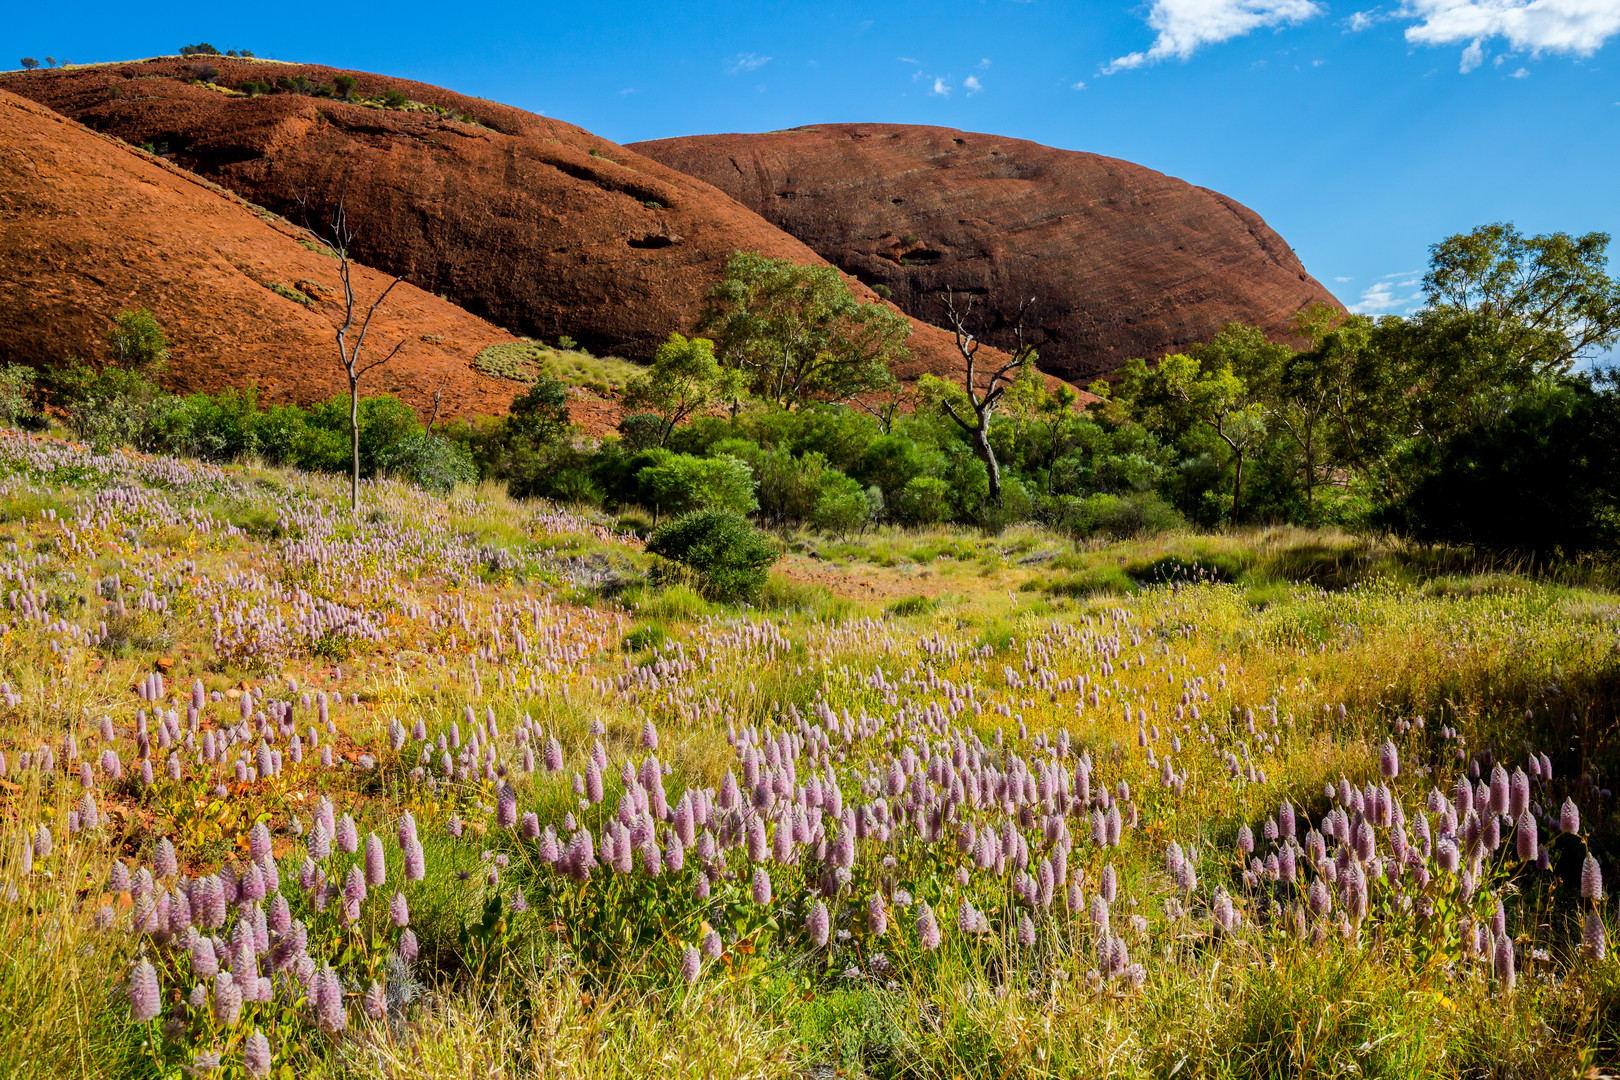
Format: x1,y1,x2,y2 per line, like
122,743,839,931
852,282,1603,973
378,432,478,494
188,62,218,84
646,509,779,604
896,476,952,526
0,366,38,429
333,74,356,100
179,43,221,57
811,471,869,537
382,89,409,109
617,412,664,451
20,58,39,70
636,453,758,521
62,367,169,452
106,309,169,371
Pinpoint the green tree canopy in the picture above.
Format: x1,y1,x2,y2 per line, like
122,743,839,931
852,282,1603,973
700,253,908,409
620,332,743,447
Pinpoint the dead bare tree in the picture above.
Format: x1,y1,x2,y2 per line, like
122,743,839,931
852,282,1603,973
296,198,404,512
938,289,1039,508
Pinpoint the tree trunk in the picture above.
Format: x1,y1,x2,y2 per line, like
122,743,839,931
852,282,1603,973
975,421,1003,508
1230,450,1244,524
349,379,361,512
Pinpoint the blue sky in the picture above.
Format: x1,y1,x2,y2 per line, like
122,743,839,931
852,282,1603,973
7,1,1618,320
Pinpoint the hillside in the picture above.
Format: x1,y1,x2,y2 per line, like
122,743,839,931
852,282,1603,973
0,59,1001,388
0,88,555,423
633,123,1342,380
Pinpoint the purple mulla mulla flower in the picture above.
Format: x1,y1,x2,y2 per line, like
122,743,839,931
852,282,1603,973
641,720,659,751
191,939,220,977
702,929,723,959
807,900,831,947
1236,825,1254,856
154,837,177,880
585,760,604,805
1585,911,1608,961
1308,878,1331,920
680,944,701,984
751,866,773,906
496,785,518,829
1090,894,1110,934
1379,739,1399,780
336,815,359,855
249,821,272,862
128,958,161,1022
1493,932,1516,989
344,865,367,907
399,928,419,963
1100,864,1118,904
1213,888,1235,934
390,891,410,928
1561,798,1581,835
365,833,387,887
363,981,387,1020
1509,768,1530,820
1488,765,1510,816
269,894,291,936
1584,855,1605,900
868,893,888,936
405,838,426,883
214,971,244,1027
243,1029,272,1079
307,822,331,862
916,902,941,951
1516,810,1539,862
312,964,346,1032
1017,913,1037,946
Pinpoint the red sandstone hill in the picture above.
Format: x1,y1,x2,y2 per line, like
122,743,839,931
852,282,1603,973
0,87,569,425
631,124,1341,382
1,59,993,390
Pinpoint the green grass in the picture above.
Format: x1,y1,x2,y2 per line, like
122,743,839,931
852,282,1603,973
0,433,1617,1078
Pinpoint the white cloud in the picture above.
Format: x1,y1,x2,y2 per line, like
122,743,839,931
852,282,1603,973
1399,0,1620,64
727,53,772,74
977,57,993,69
1348,271,1425,314
899,56,920,64
1072,79,1089,88
1103,0,1324,72
1511,63,1531,74
1347,7,1384,29
931,77,952,97
1459,36,1488,69
964,75,984,93
1334,275,1354,282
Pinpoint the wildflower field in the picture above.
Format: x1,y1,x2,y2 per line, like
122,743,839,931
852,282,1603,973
2,428,1619,1079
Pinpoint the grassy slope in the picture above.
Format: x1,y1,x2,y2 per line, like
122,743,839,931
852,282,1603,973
0,429,1617,1079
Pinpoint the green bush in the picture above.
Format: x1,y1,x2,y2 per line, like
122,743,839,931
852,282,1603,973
646,510,779,604
636,453,758,521
106,309,169,371
377,432,478,494
0,366,38,429
811,471,869,537
896,476,952,526
617,412,664,451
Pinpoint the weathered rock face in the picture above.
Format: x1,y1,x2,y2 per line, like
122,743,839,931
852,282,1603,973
3,61,985,386
0,88,548,424
632,124,1341,381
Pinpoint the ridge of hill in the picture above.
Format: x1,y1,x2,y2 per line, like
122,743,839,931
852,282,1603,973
0,87,629,426
632,123,1341,381
2,59,1000,390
